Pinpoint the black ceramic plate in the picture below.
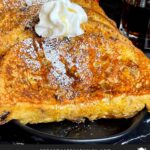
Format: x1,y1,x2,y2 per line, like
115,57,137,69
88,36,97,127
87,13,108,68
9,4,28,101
14,109,146,144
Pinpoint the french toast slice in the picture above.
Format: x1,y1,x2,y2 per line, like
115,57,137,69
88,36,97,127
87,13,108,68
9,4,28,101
0,34,149,124
0,0,149,125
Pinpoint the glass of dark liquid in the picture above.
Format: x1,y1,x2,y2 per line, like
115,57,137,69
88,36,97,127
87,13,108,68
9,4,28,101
119,0,150,51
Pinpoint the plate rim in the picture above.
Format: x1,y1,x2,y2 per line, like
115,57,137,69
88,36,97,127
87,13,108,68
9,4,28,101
13,109,147,143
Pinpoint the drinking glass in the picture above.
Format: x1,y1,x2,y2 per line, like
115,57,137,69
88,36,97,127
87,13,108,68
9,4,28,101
119,0,150,51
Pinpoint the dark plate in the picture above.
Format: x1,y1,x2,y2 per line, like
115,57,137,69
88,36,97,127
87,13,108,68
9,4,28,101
14,109,146,144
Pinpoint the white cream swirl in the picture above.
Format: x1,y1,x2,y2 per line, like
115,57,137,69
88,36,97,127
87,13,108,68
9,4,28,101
35,0,88,38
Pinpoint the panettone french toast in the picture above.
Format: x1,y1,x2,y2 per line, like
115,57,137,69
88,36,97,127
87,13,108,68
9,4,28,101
0,0,150,125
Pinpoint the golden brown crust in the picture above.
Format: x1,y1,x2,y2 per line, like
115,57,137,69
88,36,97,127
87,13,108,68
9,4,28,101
0,33,149,124
0,0,149,125
0,95,150,125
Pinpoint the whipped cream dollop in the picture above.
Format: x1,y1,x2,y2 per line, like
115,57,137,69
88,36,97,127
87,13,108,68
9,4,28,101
35,0,88,38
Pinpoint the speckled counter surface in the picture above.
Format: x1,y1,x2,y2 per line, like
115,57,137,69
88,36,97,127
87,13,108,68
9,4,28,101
0,0,150,144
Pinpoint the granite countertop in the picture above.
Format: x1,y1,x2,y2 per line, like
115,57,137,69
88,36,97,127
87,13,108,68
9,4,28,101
0,0,150,144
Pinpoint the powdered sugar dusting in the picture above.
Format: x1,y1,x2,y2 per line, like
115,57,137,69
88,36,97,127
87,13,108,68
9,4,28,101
74,40,93,87
19,38,41,71
17,34,100,100
20,54,41,71
2,0,47,10
42,38,75,99
42,36,95,99
42,38,74,99
2,0,26,9
20,38,38,59
25,0,49,6
58,37,75,69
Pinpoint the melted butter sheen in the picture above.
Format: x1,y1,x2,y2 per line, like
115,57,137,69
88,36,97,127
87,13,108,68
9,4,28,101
35,0,88,38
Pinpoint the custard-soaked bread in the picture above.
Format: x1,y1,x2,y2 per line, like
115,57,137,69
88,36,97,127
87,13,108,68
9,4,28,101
0,34,150,124
0,0,150,124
